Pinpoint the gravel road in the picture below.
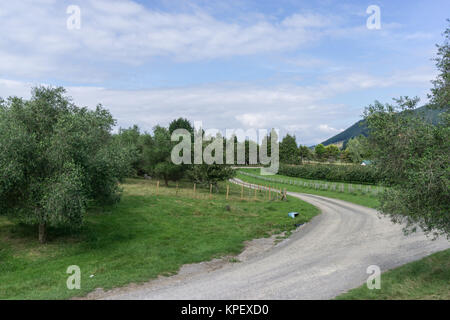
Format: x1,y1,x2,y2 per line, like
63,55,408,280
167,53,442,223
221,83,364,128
104,179,449,300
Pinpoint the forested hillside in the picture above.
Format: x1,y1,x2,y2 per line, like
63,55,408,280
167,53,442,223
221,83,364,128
320,105,444,147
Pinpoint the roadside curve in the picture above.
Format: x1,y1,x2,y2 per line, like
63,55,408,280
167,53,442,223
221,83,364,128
102,178,450,300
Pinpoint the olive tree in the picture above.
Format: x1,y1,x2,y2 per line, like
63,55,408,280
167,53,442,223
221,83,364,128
364,97,449,238
364,22,449,238
0,87,132,243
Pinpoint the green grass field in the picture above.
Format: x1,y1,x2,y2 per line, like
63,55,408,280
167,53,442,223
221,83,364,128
236,168,380,209
336,249,450,300
0,178,318,299
1,174,447,300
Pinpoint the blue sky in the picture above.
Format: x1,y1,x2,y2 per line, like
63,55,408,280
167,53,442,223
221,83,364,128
0,0,448,145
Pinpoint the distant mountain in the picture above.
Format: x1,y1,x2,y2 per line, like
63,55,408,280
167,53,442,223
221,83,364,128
320,105,443,148
320,119,368,148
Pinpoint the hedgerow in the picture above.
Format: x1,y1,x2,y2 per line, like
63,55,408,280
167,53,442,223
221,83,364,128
278,164,384,184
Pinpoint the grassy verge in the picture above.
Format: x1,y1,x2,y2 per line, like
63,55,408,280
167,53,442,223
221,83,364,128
0,178,318,299
336,249,450,300
236,169,380,209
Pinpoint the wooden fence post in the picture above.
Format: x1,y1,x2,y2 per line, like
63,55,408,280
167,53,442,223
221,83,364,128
156,180,160,196
226,184,229,200
241,184,244,200
209,184,212,199
193,183,196,198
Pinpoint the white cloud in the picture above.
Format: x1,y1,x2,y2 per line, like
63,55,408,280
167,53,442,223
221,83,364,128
0,0,336,80
0,0,439,145
235,113,269,128
322,68,436,92
318,124,343,134
0,66,434,145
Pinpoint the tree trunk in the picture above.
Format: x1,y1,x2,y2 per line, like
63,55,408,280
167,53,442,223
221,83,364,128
164,177,169,187
38,223,47,244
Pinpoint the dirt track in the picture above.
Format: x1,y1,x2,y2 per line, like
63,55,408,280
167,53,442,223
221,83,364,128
102,179,449,299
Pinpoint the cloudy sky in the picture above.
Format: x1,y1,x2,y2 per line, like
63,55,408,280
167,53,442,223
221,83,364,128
1,0,448,145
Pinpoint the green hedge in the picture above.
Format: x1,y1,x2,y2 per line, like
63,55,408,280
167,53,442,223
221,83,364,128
279,164,383,184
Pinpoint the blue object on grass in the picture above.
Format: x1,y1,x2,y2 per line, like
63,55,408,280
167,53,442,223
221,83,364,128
288,212,299,219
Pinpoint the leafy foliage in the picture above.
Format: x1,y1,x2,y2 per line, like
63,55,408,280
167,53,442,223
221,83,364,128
429,19,450,110
187,164,235,190
298,145,312,162
314,144,326,160
363,22,449,238
142,125,185,186
345,135,371,163
0,87,132,242
324,144,340,161
364,98,449,238
279,163,383,184
279,134,300,164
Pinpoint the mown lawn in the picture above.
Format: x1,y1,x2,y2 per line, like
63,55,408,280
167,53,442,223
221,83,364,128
236,168,380,209
336,249,450,300
0,178,318,299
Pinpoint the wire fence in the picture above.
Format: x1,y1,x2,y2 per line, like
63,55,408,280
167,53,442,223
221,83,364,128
237,171,385,197
124,178,284,202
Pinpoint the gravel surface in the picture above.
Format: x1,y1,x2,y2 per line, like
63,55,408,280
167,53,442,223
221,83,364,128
102,179,449,300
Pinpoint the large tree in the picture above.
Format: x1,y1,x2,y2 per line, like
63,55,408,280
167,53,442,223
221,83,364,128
363,23,449,238
0,87,132,243
279,134,299,164
143,125,184,186
187,130,235,190
187,163,235,191
298,145,312,163
169,117,194,135
325,144,340,162
314,144,326,161
345,135,370,163
114,125,146,175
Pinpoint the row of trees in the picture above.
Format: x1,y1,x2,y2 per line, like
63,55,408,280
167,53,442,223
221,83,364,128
278,134,371,165
279,163,382,184
114,120,236,190
1,90,286,243
0,94,240,243
117,121,356,179
2,22,448,243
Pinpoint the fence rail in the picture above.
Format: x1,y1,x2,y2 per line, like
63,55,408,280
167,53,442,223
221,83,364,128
237,171,384,197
